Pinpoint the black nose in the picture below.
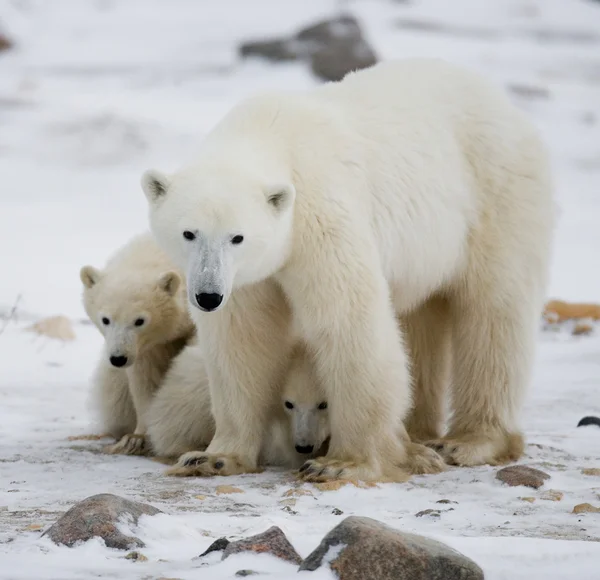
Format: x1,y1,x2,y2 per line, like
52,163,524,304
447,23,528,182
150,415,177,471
295,444,314,454
195,292,223,311
110,355,128,368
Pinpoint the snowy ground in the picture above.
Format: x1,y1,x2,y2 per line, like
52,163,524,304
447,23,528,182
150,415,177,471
1,0,600,578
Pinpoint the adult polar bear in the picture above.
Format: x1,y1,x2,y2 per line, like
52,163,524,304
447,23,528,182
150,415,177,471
141,58,554,483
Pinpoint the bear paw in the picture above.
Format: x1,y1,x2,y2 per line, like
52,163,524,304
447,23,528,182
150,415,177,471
165,452,262,477
405,442,446,475
426,431,524,467
104,433,148,456
298,458,409,484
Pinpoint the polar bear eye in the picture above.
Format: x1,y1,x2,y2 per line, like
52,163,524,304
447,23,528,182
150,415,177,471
183,230,196,241
318,402,328,410
231,235,244,245
284,401,294,410
101,317,110,326
134,318,145,327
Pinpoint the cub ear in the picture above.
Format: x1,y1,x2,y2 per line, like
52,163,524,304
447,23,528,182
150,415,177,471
80,266,102,289
266,183,295,212
157,271,181,297
141,169,171,204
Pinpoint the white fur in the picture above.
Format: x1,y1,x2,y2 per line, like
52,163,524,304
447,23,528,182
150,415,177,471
143,58,555,481
147,342,330,469
81,232,195,454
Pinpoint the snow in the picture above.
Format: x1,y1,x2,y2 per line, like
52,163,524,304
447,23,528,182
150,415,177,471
0,0,600,578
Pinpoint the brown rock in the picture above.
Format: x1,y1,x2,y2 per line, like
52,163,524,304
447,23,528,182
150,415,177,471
300,516,484,579
573,321,594,336
519,496,536,503
27,315,76,341
582,468,600,476
222,526,302,565
0,33,12,53
215,485,244,495
496,465,550,489
42,493,161,549
540,490,563,501
572,503,600,514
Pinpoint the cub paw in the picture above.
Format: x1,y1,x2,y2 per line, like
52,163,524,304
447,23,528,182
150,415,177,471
104,433,148,456
165,452,261,477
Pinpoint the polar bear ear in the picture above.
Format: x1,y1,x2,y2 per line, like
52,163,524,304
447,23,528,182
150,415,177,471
141,169,171,204
157,271,181,297
80,266,102,289
266,183,295,212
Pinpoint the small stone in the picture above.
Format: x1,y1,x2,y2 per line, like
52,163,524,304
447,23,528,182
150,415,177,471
282,488,313,498
332,508,344,515
573,321,594,336
436,499,457,504
540,490,563,501
42,493,161,549
67,433,109,441
27,315,76,341
197,537,230,559
310,38,377,83
496,465,550,489
235,571,259,577
194,495,208,500
215,485,244,495
415,509,441,518
0,33,12,53
279,498,297,507
300,516,484,579
23,523,43,531
222,526,302,565
125,551,148,562
578,416,600,428
281,506,298,515
582,468,600,476
519,497,536,503
572,503,600,514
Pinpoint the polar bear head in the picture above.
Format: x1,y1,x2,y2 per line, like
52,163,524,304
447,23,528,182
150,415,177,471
140,155,295,313
282,346,331,456
80,265,184,368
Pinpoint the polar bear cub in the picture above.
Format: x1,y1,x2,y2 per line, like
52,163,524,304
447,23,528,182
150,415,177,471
80,232,195,455
148,343,330,470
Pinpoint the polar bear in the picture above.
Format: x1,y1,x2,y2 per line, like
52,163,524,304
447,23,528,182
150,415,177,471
80,232,195,455
147,342,330,469
141,58,554,483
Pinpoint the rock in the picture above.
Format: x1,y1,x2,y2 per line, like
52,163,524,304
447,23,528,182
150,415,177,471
238,14,377,82
27,315,76,341
125,551,148,561
572,503,600,514
215,485,244,495
0,32,12,53
582,468,600,476
222,526,302,565
300,516,484,579
197,537,230,559
572,321,594,336
496,465,550,489
310,37,377,82
540,490,563,501
436,499,457,505
578,416,600,428
235,571,259,577
519,496,536,503
332,507,344,515
543,300,600,322
42,493,161,549
415,509,441,518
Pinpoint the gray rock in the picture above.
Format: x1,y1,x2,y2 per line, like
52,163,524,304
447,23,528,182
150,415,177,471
238,14,377,82
300,516,484,580
496,465,550,489
42,493,161,550
197,536,230,559
222,526,302,565
0,32,12,53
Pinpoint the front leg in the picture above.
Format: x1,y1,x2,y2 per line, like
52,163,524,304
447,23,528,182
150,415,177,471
105,356,161,456
278,245,413,484
167,281,294,478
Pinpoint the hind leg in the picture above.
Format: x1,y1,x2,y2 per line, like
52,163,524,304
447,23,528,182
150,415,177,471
403,297,451,442
428,287,538,466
